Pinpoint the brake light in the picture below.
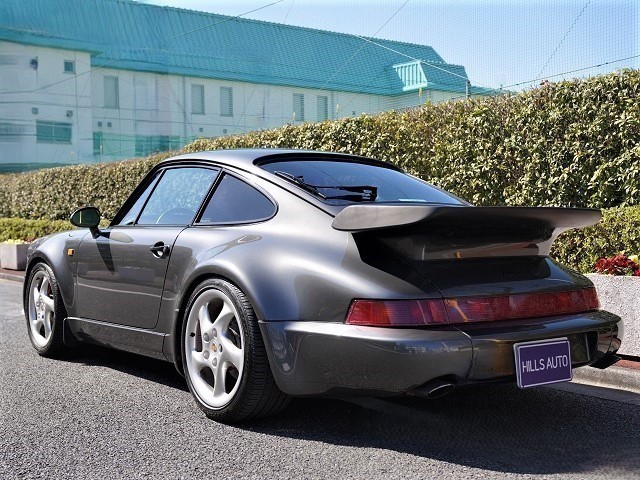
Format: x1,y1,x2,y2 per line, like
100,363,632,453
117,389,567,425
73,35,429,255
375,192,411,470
345,287,599,327
346,299,448,326
444,287,599,324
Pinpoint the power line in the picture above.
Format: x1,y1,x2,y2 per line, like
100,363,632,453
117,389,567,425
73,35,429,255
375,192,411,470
4,1,638,161
233,0,294,131
303,0,412,111
2,0,482,102
537,0,591,80
401,54,640,109
1,0,287,95
504,54,640,90
170,0,285,39
1,57,123,95
350,35,496,93
283,0,295,23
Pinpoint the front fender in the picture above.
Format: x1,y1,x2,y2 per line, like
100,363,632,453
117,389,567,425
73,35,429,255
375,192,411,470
23,230,87,315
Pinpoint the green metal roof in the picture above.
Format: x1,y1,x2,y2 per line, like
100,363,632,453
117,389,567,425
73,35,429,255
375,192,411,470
0,0,476,96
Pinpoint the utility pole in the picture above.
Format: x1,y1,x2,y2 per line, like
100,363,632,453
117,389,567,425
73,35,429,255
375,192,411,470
466,79,470,99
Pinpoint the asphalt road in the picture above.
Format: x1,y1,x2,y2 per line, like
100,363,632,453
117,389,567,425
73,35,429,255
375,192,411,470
1,279,639,479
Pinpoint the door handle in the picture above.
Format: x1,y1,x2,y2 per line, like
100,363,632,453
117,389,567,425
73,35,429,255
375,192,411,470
150,242,170,259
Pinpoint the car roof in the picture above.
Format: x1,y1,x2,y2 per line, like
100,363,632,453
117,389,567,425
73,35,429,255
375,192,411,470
159,148,400,176
155,149,409,217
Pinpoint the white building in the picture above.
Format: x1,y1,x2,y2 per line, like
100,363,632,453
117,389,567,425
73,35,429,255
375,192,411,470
0,0,490,172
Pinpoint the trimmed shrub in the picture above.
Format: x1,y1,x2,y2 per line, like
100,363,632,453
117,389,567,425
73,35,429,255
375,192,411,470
0,152,172,221
185,70,640,208
0,218,73,242
550,206,640,273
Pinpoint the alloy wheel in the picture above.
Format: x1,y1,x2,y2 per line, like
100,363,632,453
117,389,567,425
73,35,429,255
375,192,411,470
184,288,245,409
27,270,56,348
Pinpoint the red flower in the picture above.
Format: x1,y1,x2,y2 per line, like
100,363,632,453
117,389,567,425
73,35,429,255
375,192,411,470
594,254,640,276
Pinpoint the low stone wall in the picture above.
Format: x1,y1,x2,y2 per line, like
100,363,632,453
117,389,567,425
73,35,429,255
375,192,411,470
587,274,640,358
0,243,29,270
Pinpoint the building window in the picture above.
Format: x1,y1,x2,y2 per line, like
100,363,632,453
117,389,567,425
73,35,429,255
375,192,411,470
134,76,156,110
317,96,328,121
293,93,304,121
0,122,26,141
191,84,205,114
220,87,233,117
63,60,75,74
104,76,119,109
93,131,103,156
135,135,182,157
36,121,71,144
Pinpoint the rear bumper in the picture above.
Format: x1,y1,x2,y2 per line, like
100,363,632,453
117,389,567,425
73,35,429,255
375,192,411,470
259,310,623,396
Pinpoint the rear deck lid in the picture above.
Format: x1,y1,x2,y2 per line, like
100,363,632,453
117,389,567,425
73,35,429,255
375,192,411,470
338,204,600,297
334,204,600,260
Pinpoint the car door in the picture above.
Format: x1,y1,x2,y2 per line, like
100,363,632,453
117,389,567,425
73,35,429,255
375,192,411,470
76,166,219,329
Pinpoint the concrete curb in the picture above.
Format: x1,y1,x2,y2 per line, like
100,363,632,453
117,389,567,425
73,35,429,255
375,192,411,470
0,272,23,283
572,364,640,394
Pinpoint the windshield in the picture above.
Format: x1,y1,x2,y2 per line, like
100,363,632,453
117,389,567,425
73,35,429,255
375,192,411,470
262,160,463,205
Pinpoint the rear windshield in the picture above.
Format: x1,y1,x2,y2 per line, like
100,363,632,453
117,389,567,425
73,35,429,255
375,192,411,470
261,160,462,205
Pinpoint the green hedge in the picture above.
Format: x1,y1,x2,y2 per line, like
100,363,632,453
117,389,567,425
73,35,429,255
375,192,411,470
550,206,640,273
0,70,639,222
0,152,172,221
0,218,73,242
184,69,640,208
1,206,638,274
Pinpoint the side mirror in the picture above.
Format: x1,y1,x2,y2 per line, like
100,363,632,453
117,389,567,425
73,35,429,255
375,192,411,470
70,206,101,237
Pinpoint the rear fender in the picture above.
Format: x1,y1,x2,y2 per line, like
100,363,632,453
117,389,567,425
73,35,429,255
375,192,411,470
160,234,441,370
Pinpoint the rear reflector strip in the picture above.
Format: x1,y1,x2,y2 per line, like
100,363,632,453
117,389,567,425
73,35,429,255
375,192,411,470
345,287,599,327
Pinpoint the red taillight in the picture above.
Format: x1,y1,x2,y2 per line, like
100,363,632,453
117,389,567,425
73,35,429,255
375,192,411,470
346,299,448,326
444,287,599,324
345,288,599,327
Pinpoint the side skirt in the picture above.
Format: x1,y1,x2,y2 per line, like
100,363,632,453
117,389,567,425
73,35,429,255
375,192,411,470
65,317,169,361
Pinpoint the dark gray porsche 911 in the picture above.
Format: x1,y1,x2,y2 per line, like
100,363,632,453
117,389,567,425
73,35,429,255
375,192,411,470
24,149,623,422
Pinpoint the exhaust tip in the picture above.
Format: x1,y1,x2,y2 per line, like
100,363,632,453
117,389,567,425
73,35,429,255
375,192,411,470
410,378,456,399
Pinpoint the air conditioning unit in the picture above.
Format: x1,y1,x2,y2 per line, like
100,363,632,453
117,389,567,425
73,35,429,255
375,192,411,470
66,110,73,117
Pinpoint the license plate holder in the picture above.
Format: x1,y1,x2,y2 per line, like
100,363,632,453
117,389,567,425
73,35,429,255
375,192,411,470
514,338,572,388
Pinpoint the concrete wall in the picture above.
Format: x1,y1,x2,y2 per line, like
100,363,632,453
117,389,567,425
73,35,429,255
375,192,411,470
587,274,640,358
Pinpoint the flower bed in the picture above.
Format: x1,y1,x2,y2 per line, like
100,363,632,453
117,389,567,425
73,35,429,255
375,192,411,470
594,254,640,276
587,253,640,358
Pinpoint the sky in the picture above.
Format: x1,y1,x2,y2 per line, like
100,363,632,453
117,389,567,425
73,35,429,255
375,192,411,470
141,0,639,92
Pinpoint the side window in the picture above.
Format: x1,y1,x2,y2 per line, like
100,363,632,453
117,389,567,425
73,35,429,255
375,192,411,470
198,174,275,224
138,167,218,225
116,173,161,226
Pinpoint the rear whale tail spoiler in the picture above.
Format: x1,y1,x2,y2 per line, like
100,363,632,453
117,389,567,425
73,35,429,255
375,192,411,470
331,205,601,233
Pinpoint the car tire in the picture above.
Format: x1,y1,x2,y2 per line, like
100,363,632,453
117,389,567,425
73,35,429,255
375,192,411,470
181,278,290,422
25,262,67,357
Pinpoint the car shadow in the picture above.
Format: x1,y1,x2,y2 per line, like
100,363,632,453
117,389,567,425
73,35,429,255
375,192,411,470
247,384,640,476
60,345,189,392
58,347,640,476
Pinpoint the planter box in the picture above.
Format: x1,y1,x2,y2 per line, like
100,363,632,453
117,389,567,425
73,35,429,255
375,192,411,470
587,274,640,358
0,243,29,270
